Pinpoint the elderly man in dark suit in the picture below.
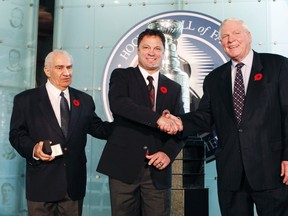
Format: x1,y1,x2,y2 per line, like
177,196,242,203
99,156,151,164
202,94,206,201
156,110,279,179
9,50,112,216
166,18,288,216
97,29,184,216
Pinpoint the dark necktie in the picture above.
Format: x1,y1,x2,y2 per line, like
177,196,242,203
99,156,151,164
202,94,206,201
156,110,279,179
233,63,245,125
60,92,70,138
147,76,155,111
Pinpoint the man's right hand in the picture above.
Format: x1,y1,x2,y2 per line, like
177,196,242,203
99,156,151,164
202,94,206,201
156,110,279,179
157,114,183,135
165,113,183,132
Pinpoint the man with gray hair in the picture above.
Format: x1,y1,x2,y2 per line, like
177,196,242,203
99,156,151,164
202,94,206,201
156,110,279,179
165,18,288,216
9,50,112,215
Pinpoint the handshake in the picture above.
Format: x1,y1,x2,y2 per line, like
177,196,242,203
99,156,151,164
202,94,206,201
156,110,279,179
157,110,183,135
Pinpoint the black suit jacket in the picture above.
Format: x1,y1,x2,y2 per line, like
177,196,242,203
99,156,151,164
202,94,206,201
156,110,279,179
180,51,288,191
9,85,111,202
97,66,184,189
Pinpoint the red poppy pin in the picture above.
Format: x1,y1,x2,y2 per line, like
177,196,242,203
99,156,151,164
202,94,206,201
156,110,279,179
160,86,168,94
73,99,80,107
254,73,263,81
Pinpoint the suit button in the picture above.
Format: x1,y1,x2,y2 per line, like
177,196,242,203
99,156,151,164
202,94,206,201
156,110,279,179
238,129,243,133
63,147,68,151
143,146,149,155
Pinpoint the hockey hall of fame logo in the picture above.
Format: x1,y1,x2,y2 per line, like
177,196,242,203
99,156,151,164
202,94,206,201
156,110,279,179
101,11,229,162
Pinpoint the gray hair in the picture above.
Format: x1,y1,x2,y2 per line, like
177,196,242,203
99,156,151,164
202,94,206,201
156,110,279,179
219,18,250,40
44,49,74,67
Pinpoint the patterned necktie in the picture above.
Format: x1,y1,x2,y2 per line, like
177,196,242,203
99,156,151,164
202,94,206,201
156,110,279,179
60,92,70,138
233,63,245,125
147,76,155,111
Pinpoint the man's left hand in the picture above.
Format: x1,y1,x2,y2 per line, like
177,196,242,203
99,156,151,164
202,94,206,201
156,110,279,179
146,151,171,170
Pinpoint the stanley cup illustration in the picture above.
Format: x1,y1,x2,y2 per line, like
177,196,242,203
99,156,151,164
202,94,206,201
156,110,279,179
147,19,190,112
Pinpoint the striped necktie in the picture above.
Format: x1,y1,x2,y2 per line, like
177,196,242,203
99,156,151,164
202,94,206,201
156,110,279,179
147,76,155,111
233,63,245,125
60,92,70,137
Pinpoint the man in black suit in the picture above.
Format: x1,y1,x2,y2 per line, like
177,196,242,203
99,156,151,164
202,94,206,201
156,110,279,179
9,50,112,216
97,29,184,216
166,18,288,216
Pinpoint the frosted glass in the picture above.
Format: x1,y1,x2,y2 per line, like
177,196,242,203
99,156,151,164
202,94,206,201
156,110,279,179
54,7,95,48
0,1,38,215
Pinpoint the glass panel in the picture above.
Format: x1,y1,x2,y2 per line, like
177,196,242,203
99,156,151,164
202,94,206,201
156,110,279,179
62,48,95,90
270,0,288,56
54,7,95,48
0,1,38,215
53,0,288,215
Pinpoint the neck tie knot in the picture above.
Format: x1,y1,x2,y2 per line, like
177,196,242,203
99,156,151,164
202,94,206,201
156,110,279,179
147,76,153,82
147,76,154,91
236,62,244,70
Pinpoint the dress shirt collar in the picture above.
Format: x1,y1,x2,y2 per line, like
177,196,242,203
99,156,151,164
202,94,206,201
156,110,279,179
46,80,70,101
138,65,159,85
231,49,253,69
230,49,253,94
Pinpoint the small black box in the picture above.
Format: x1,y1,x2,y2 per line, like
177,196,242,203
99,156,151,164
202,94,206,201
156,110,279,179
42,140,52,155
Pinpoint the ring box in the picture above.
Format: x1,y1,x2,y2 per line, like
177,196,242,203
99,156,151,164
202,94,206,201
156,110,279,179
42,140,52,155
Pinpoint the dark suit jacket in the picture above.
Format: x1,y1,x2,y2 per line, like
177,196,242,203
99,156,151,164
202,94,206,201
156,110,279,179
180,51,288,191
97,66,184,189
9,85,111,202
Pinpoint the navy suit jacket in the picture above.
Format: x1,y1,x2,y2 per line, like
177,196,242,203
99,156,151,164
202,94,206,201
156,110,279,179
97,66,184,189
180,51,288,191
9,85,111,202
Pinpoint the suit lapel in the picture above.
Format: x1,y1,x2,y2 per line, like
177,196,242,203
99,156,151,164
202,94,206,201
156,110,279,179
67,88,82,139
38,85,63,137
156,73,167,112
134,67,152,108
241,52,263,124
218,55,264,126
38,86,83,140
219,62,236,122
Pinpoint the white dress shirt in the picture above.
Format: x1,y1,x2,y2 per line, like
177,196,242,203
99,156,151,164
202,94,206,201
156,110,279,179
231,49,253,94
138,65,160,110
45,80,70,127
